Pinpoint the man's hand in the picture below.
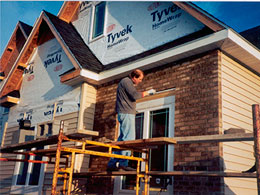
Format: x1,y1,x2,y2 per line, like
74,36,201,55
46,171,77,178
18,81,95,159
147,89,156,95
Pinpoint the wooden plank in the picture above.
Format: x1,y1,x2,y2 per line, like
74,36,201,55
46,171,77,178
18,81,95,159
76,129,99,137
0,131,99,152
112,137,177,149
148,171,257,178
74,171,138,177
1,134,253,153
175,133,253,144
73,171,256,178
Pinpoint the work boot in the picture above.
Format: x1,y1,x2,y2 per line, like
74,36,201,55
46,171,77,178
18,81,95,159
119,166,136,171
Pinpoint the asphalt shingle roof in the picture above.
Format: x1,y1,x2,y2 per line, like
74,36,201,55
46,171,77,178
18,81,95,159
44,10,103,73
19,21,33,37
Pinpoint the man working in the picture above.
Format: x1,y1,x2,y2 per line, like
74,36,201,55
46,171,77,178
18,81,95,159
107,69,155,171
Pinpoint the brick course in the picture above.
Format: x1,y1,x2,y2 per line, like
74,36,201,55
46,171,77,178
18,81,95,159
88,50,223,194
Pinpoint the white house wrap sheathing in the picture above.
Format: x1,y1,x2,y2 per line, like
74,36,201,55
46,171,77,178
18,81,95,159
72,2,205,65
8,38,80,127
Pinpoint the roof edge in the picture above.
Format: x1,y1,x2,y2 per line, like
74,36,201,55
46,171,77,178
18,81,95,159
174,2,227,32
0,14,43,97
42,11,82,69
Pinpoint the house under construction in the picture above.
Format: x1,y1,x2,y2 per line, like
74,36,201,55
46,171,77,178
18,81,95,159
0,1,260,195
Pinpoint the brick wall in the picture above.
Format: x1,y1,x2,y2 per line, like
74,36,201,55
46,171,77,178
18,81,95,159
88,49,223,194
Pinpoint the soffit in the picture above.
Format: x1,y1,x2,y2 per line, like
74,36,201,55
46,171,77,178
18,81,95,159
58,1,80,23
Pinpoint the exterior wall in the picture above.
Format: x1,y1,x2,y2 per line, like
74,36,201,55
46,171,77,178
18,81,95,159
0,36,97,195
0,86,96,194
221,53,259,195
40,112,83,194
89,50,223,194
42,83,97,194
72,1,205,65
0,125,19,194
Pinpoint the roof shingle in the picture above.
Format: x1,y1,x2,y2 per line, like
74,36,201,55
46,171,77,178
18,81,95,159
44,10,103,73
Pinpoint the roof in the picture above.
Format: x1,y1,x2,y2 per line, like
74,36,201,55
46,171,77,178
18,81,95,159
0,10,103,101
0,21,32,80
19,21,34,38
44,11,103,73
240,25,260,49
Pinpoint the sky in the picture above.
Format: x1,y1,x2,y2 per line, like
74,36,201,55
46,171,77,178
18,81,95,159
1,1,260,56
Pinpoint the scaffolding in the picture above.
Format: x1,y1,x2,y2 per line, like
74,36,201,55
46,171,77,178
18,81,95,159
0,104,259,195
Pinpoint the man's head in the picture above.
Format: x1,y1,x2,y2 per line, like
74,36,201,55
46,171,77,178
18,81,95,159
130,69,144,85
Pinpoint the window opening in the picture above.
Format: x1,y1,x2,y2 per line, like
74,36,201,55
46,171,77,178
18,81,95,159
28,150,43,185
40,125,45,136
122,108,170,191
15,133,43,186
149,108,169,190
16,150,29,185
47,123,53,136
92,2,106,39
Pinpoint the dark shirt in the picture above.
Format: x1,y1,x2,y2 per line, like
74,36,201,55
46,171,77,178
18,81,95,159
115,77,142,114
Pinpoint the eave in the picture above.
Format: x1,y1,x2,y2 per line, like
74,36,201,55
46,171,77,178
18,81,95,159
0,11,82,99
61,29,260,86
0,96,20,108
0,22,32,80
174,2,227,32
57,1,80,23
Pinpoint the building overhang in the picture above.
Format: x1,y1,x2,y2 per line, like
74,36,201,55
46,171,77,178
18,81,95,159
0,96,19,108
61,28,260,86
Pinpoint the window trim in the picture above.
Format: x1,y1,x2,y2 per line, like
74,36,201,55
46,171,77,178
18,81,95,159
11,126,46,194
114,95,175,195
90,1,107,42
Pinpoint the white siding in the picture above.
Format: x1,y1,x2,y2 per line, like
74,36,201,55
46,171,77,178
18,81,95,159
0,125,19,194
221,53,259,195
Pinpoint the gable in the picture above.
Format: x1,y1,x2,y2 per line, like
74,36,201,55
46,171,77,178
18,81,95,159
0,10,102,105
0,22,32,81
7,38,81,127
72,1,207,65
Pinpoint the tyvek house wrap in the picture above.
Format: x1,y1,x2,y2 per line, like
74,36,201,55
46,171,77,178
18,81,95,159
73,1,205,65
8,38,80,127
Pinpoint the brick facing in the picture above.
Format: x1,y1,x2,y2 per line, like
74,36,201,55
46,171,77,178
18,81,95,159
87,50,223,194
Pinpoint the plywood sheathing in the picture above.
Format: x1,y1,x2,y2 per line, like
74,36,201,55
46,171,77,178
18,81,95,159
0,22,32,78
58,1,80,23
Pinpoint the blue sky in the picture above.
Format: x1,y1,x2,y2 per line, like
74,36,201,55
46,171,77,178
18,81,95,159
1,1,260,56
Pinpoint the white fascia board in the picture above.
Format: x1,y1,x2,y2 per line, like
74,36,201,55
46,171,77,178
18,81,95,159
80,69,100,81
80,29,229,83
227,29,260,60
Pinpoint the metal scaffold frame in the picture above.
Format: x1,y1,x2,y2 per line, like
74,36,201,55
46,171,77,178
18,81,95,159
0,104,259,195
